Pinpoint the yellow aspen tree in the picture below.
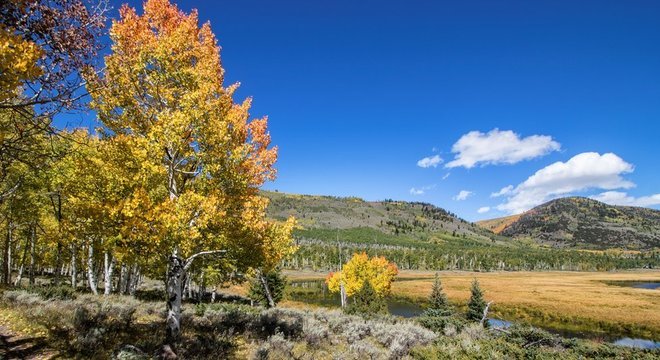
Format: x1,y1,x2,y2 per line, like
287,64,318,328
326,252,399,298
85,0,295,347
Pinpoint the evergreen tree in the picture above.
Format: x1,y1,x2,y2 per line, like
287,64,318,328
346,280,387,315
467,278,486,322
427,273,451,316
248,268,287,308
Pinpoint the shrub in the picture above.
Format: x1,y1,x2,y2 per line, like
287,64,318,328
24,284,77,300
302,317,330,347
349,340,387,359
253,333,294,360
253,308,304,339
505,325,559,348
418,314,466,334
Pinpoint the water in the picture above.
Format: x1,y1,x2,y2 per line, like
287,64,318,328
287,280,659,350
487,318,659,350
613,338,660,350
628,282,660,290
287,280,423,317
606,281,660,290
487,318,512,329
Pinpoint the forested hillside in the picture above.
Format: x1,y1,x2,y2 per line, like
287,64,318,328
479,197,660,250
264,191,659,271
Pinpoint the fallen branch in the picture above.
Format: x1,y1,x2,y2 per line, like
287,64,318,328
479,301,494,326
523,339,548,348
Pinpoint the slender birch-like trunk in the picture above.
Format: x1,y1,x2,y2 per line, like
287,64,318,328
165,249,226,344
87,241,98,295
103,251,115,295
28,224,35,285
13,230,30,286
129,264,139,296
165,251,185,344
70,245,77,289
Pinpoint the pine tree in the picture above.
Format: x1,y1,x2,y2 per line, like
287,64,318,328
248,268,287,308
467,278,486,322
427,273,452,316
347,280,387,315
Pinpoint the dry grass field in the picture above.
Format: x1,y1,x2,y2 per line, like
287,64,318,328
283,269,660,338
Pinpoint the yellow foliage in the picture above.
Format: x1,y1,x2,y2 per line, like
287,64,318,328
0,24,43,101
326,252,398,297
85,0,295,274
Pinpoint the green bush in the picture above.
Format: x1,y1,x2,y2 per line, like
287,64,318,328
24,284,77,300
345,281,387,316
418,314,466,334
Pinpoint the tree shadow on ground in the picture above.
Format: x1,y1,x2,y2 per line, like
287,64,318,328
0,330,56,360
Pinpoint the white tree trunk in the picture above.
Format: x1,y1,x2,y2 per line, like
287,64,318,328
166,251,185,344
3,223,12,285
258,270,275,308
129,264,139,296
340,281,347,308
164,249,226,345
13,229,30,287
103,251,115,296
119,263,127,294
87,242,98,295
28,225,35,285
70,245,77,289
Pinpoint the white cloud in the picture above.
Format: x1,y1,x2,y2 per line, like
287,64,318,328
410,184,436,196
491,185,514,198
417,155,443,168
477,206,491,214
453,190,473,201
590,191,660,207
446,129,560,169
497,152,635,214
442,173,450,180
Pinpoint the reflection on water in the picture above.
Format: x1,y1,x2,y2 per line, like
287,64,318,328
288,280,660,350
488,318,512,329
613,338,660,350
287,280,423,318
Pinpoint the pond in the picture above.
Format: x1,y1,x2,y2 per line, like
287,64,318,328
487,319,660,350
605,281,660,290
287,280,660,350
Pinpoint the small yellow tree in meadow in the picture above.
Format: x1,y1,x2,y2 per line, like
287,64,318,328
326,252,398,311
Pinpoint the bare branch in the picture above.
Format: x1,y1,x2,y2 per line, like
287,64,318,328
183,250,227,271
480,301,494,326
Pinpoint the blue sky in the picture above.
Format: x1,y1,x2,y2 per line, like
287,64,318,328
71,0,660,221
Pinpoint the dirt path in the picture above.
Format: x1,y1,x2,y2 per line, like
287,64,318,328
0,326,57,360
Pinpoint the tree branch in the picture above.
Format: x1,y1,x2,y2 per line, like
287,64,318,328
480,301,494,326
183,250,227,271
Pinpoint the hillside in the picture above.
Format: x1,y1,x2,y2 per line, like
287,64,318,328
263,190,495,242
476,214,521,234
262,191,657,271
478,197,660,250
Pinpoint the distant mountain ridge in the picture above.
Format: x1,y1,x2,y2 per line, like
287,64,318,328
477,197,660,250
262,190,495,243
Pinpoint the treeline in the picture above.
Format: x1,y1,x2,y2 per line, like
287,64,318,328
283,240,658,272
